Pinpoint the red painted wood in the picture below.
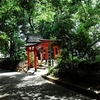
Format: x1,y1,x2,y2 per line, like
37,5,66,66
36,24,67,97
34,46,37,70
42,50,44,60
53,46,57,58
27,47,30,67
58,48,61,54
45,47,48,60
26,39,61,71
53,46,61,58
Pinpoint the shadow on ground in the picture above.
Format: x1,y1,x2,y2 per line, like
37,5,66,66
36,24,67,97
0,72,91,100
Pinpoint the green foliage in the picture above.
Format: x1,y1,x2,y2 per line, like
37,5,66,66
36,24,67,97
95,55,100,62
55,54,62,64
49,0,100,66
30,52,34,64
0,31,9,54
0,0,100,66
73,56,86,63
12,33,25,60
0,31,8,41
48,66,58,75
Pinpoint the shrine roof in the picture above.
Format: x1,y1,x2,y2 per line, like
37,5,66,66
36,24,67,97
25,42,41,47
26,33,43,43
40,39,54,42
25,33,62,47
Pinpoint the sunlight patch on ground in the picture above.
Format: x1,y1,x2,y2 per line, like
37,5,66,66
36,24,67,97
44,95,67,100
16,77,52,88
33,93,42,97
21,75,36,81
0,72,22,76
0,94,9,98
0,86,3,88
16,74,53,88
16,80,35,88
36,68,48,75
94,90,100,94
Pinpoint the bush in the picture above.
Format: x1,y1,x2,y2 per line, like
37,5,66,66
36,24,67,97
0,58,21,71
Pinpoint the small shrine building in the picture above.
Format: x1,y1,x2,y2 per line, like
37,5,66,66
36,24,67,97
25,34,61,72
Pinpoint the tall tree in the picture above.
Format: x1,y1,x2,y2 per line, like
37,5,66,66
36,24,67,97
0,0,25,59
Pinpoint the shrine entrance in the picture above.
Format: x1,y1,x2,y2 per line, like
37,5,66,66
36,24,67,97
25,34,61,72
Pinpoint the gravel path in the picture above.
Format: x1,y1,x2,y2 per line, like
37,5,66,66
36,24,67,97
0,69,92,100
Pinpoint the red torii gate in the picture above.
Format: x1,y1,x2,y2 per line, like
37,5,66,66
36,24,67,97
26,39,61,72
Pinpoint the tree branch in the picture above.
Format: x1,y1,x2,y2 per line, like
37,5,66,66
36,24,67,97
80,0,87,20
28,16,34,34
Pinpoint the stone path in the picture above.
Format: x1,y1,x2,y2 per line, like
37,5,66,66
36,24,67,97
0,69,92,100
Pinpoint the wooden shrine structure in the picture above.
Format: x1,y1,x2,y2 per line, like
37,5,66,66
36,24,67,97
25,34,61,71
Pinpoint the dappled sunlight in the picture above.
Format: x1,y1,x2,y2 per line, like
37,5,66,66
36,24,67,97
21,75,36,81
0,93,9,98
0,72,22,76
94,90,100,94
16,75,53,88
0,70,91,100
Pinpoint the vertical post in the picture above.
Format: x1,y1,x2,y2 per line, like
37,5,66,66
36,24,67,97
58,47,61,54
40,52,42,64
27,47,30,69
45,47,48,65
53,46,56,59
42,49,44,60
48,46,52,66
51,48,54,66
34,46,37,72
45,47,48,60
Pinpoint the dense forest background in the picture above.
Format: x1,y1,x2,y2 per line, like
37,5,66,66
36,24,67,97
0,0,100,71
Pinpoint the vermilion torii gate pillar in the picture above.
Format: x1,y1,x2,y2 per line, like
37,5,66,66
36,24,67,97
53,45,61,59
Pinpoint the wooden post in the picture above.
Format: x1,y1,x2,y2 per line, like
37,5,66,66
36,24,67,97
44,47,48,65
58,47,61,54
42,49,44,60
40,52,42,65
53,46,56,59
53,46,61,59
45,47,48,60
34,46,37,72
27,47,30,68
48,46,52,66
